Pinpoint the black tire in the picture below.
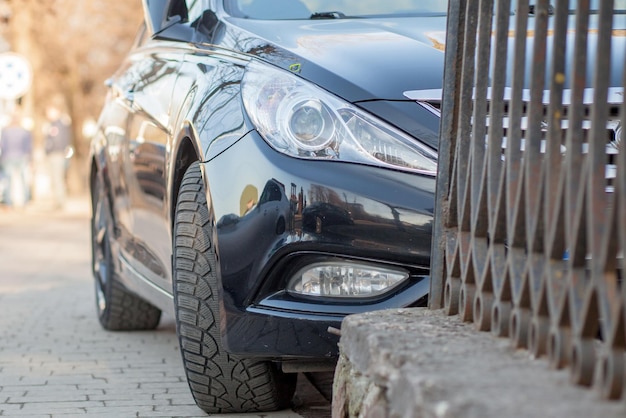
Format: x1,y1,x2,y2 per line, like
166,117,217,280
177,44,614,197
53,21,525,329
173,162,296,413
91,172,161,331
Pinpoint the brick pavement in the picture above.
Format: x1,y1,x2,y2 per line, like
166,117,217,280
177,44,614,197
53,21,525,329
0,197,330,418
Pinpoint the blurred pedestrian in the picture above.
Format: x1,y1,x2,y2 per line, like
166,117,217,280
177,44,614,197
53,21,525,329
0,112,33,209
44,105,72,209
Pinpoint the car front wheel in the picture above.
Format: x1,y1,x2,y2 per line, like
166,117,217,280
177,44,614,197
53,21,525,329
173,162,296,413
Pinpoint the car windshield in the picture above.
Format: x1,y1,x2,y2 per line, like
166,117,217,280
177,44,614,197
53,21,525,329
224,0,449,20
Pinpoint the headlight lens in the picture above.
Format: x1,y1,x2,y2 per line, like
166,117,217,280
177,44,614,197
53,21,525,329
288,261,409,298
283,97,335,150
241,60,437,174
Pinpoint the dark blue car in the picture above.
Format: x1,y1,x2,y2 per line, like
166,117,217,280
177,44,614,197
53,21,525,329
90,0,444,413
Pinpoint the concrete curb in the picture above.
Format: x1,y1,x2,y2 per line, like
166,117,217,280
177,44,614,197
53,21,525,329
332,309,626,418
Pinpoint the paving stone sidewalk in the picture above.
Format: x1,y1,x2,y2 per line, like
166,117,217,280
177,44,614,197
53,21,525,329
0,196,329,418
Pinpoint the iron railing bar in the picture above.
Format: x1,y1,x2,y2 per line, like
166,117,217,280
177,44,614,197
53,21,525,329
506,0,529,251
487,0,511,237
457,0,480,234
585,1,622,398
429,0,468,309
469,0,494,240
544,0,568,261
524,0,550,255
468,0,496,330
541,0,571,358
514,0,561,360
587,0,614,267
608,3,626,362
504,0,531,320
563,2,591,350
454,0,482,323
486,0,513,330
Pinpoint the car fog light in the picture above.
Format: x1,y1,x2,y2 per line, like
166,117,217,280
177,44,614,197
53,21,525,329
288,261,409,298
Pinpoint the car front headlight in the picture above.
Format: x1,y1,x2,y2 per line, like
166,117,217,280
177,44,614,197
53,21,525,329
241,60,437,175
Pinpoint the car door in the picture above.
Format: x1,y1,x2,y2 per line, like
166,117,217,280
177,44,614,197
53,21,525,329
119,51,183,291
103,51,147,252
115,0,216,292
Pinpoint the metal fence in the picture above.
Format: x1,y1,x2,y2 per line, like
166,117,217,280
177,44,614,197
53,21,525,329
431,0,626,399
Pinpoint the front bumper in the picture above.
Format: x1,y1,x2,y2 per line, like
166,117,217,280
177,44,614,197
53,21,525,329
203,130,435,359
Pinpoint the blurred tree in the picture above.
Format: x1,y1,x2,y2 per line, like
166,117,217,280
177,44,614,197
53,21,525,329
4,0,143,193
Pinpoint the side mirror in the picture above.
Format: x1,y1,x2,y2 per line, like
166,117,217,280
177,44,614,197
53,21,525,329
142,0,170,34
143,0,194,42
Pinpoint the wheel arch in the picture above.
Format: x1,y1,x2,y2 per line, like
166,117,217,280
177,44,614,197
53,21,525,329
89,156,98,201
89,154,119,272
89,154,113,222
169,123,203,230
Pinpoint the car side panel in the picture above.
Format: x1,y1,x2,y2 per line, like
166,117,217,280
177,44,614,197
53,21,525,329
121,51,183,290
96,46,188,295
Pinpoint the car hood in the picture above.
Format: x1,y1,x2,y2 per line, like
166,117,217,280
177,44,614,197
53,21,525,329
220,16,448,103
